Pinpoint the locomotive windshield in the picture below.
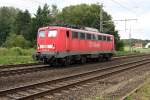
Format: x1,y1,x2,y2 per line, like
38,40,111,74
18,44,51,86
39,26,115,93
48,30,57,37
38,31,45,37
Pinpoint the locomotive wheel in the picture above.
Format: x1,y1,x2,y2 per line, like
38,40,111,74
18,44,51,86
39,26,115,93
63,57,71,66
97,55,103,62
48,59,58,67
107,54,112,61
43,59,48,64
81,56,86,64
49,62,55,66
95,58,100,62
105,54,112,61
63,60,67,66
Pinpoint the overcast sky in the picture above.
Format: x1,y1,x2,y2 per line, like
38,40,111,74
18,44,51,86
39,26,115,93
0,0,150,40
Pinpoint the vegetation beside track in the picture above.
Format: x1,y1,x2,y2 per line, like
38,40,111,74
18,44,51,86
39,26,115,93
0,47,36,65
132,48,150,53
122,47,150,100
125,82,150,100
115,47,150,56
114,51,139,56
124,46,150,53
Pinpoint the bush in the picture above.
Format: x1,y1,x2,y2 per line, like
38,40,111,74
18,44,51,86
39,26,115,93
4,34,31,48
9,47,35,56
0,47,35,56
116,40,125,51
21,48,35,55
0,48,8,56
9,47,23,56
0,47,36,64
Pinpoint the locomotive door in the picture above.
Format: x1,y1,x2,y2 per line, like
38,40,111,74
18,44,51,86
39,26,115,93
66,30,70,51
70,31,79,51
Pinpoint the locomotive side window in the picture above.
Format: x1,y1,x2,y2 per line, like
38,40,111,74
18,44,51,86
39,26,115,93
66,31,69,38
107,36,111,41
92,34,96,40
103,36,106,41
38,31,45,37
98,35,102,40
48,30,57,37
86,33,91,40
95,35,98,40
80,32,85,40
72,32,78,39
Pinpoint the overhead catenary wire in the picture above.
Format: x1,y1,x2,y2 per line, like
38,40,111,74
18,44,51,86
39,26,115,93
26,0,57,6
110,0,136,14
21,0,57,15
25,0,46,5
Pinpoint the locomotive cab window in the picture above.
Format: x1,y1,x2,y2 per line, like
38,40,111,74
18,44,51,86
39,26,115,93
103,36,106,41
72,32,78,39
38,31,45,37
48,30,57,37
92,34,96,40
86,33,91,40
80,32,85,40
98,35,102,40
66,31,69,38
107,37,111,41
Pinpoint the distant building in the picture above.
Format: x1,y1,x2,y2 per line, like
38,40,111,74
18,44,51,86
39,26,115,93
133,43,143,48
145,43,150,48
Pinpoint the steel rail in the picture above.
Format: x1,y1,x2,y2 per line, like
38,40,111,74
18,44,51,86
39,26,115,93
0,54,149,78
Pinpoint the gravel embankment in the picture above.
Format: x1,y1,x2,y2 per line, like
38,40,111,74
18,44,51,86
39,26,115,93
0,56,149,91
36,63,150,100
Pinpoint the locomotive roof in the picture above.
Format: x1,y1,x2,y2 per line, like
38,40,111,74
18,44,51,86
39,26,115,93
70,28,112,36
39,26,113,37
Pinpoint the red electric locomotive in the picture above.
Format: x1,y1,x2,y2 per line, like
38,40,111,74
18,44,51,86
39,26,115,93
33,26,115,65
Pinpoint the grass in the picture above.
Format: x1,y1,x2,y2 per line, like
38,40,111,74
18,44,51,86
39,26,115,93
0,47,36,65
125,82,150,100
0,56,35,65
124,46,150,53
122,47,150,100
115,51,138,56
115,46,150,56
132,48,150,53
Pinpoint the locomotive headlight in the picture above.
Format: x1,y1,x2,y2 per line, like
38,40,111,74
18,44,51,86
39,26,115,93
39,44,55,49
40,45,44,48
47,44,55,49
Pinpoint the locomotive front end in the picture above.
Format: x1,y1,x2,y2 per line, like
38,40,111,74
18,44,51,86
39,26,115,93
33,27,58,63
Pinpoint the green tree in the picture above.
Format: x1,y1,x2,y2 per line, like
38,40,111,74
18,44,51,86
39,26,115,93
0,7,19,46
113,31,124,51
50,5,59,24
30,4,52,44
13,10,31,40
4,34,30,48
51,5,59,17
57,4,115,33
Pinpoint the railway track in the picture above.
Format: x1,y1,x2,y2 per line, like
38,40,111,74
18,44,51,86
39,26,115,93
0,64,49,77
0,54,149,78
0,63,42,69
0,53,146,68
0,57,150,100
